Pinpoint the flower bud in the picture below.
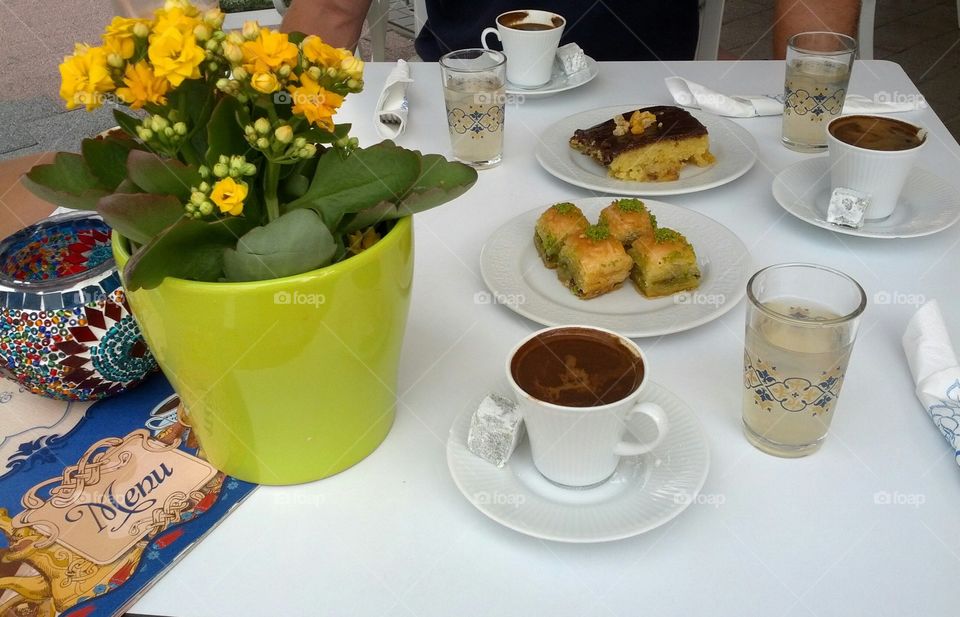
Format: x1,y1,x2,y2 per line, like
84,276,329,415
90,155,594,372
293,137,307,149
213,162,229,177
199,181,210,193
216,77,230,91
244,124,255,137
207,61,219,72
205,39,219,52
190,190,206,205
253,117,271,135
233,67,248,81
301,144,317,158
346,78,361,91
173,122,188,135
195,24,211,41
107,53,124,69
204,8,224,28
218,154,229,164
133,22,150,38
274,125,293,144
256,137,270,150
326,67,337,77
199,201,214,216
340,55,364,80
226,32,244,46
242,162,257,176
307,67,323,81
136,127,153,141
198,165,210,178
222,42,243,64
277,65,291,78
241,20,259,40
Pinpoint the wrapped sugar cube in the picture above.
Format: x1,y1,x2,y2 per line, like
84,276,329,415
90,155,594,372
556,43,588,76
467,394,524,467
827,187,871,228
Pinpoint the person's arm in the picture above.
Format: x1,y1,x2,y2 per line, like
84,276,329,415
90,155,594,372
281,0,373,49
772,0,861,59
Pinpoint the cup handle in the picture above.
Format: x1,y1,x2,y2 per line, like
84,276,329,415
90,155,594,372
481,27,500,50
613,402,669,456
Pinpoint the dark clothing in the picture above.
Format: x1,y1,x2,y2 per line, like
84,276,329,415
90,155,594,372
414,1,700,62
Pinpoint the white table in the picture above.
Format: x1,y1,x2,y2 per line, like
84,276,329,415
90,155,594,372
134,61,960,617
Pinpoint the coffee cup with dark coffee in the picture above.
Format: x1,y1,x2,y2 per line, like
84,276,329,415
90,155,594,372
827,114,927,220
481,10,565,88
505,325,669,488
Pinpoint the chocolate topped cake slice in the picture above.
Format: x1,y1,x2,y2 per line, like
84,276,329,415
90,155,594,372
570,106,715,181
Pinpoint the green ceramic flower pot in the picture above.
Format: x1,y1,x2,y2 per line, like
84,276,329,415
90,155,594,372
112,218,413,485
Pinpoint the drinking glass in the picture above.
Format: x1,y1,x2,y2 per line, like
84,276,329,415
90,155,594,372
742,264,866,457
439,49,506,169
781,32,857,152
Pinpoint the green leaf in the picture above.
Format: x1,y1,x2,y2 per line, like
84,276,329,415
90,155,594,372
124,216,253,290
222,209,335,282
81,137,136,190
301,123,351,144
126,150,200,200
115,178,142,193
279,173,310,201
114,109,141,137
98,193,184,245
285,141,421,225
21,152,110,211
206,96,250,161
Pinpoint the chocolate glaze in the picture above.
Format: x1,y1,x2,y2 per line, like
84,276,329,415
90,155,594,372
570,106,708,165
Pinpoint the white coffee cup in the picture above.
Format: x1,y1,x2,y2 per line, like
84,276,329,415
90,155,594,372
827,114,927,220
505,325,669,488
481,10,565,88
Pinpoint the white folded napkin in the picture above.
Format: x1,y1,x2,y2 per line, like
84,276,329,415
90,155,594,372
902,300,960,467
665,76,925,118
375,59,413,140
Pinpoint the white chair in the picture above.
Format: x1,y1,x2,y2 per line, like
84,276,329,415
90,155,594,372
695,0,725,61
221,0,285,29
858,0,876,60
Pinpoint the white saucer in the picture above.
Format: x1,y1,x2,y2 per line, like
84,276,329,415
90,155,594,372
446,382,710,543
505,56,599,99
772,157,960,239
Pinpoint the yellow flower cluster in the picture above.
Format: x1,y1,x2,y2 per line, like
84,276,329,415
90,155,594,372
58,0,220,110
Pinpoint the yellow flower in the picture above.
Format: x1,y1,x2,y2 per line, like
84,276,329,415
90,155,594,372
241,29,298,75
116,61,169,109
250,71,280,94
154,0,201,36
287,73,344,131
340,54,364,81
148,26,205,87
59,44,115,110
103,16,149,60
210,178,248,216
300,35,352,69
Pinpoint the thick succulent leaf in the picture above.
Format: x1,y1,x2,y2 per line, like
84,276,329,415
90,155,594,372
339,201,395,234
81,137,136,190
98,193,184,245
124,216,253,290
396,153,477,214
222,209,335,282
206,96,249,161
114,178,142,193
126,150,200,200
114,109,141,137
21,152,109,211
286,141,421,223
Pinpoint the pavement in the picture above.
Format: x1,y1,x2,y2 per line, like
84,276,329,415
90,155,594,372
0,0,957,159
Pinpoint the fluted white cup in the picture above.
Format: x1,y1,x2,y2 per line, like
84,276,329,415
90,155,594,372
827,115,926,220
506,326,669,488
481,10,565,88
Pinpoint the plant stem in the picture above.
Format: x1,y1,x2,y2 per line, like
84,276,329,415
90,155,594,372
264,161,281,222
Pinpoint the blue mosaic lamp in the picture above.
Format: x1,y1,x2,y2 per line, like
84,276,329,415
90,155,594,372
0,211,156,400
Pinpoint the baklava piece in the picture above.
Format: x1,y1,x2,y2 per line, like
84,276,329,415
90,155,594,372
534,202,590,268
598,198,657,246
556,225,633,299
569,106,715,181
628,227,701,297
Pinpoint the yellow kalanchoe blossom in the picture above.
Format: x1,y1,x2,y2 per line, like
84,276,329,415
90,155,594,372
102,16,149,60
153,0,202,36
287,73,344,131
116,61,170,109
250,71,280,94
340,55,364,81
59,44,115,110
300,35,349,68
210,178,248,216
148,26,205,87
241,29,298,75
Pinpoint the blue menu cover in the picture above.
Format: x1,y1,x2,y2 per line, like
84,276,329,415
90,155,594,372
0,374,256,616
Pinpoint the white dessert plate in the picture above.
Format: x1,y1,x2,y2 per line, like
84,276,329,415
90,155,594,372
535,105,758,195
772,157,960,239
480,197,751,338
505,56,599,99
447,382,710,543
